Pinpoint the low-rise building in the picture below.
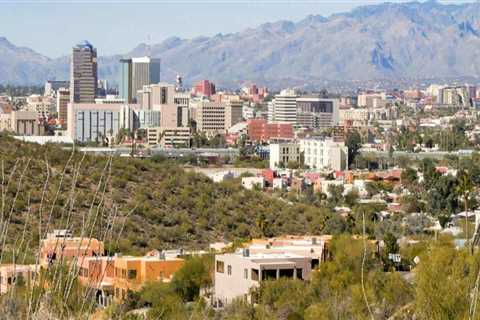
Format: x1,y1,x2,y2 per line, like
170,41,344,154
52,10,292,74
0,264,38,295
214,249,315,306
76,256,115,306
241,176,265,190
40,230,104,267
300,138,348,171
247,118,294,142
67,103,136,143
269,143,300,169
146,126,191,148
113,252,184,301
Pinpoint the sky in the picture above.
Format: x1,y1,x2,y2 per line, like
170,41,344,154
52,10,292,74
0,0,474,58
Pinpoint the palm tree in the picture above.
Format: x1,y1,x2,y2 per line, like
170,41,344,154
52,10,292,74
456,171,474,253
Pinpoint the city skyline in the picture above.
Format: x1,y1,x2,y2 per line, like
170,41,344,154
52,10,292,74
0,0,473,57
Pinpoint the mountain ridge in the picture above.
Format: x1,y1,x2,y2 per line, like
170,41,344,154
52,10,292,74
1,1,480,88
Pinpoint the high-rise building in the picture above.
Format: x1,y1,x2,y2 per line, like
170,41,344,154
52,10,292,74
70,41,97,103
131,57,161,99
56,88,70,128
296,96,339,130
44,80,69,97
119,59,133,103
268,89,298,124
193,80,216,97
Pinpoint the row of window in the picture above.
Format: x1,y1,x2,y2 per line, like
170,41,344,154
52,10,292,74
114,267,137,280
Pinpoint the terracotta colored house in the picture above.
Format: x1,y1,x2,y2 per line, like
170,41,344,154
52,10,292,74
0,264,38,295
76,257,115,306
113,253,184,301
40,230,104,267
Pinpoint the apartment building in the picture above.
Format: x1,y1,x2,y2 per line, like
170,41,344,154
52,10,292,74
40,230,104,267
300,138,348,171
269,143,301,169
0,264,38,295
113,253,184,301
296,96,339,130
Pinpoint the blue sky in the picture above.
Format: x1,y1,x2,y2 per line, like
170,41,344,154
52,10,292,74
0,0,473,57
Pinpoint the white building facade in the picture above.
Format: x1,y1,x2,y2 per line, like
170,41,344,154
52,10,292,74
269,143,301,169
300,138,348,171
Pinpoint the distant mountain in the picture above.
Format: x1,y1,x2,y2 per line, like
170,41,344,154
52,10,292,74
1,1,480,88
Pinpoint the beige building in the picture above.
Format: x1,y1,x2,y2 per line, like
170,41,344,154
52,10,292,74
6,111,45,135
269,143,301,169
357,92,387,108
195,100,243,136
213,235,329,306
0,264,38,295
26,94,55,118
56,88,70,128
339,108,369,127
147,126,191,148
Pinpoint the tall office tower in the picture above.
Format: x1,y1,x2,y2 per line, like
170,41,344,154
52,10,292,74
56,88,70,128
269,89,298,124
119,59,133,103
70,41,97,103
296,96,340,130
131,57,161,99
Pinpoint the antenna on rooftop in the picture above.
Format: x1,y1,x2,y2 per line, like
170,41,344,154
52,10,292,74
147,34,152,58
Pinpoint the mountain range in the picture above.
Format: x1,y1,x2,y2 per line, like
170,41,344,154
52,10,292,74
1,0,480,89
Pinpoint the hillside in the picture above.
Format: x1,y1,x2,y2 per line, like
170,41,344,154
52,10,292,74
1,1,480,87
0,135,326,257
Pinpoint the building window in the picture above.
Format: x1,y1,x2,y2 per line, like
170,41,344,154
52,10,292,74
296,268,303,280
244,268,248,279
128,269,137,280
251,269,259,281
227,265,232,275
216,261,224,273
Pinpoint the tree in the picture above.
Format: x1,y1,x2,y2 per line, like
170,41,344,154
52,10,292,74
415,243,476,320
171,255,213,302
456,170,474,251
346,130,362,168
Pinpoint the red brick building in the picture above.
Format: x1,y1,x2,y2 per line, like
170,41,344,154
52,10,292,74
247,118,294,142
193,80,216,97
